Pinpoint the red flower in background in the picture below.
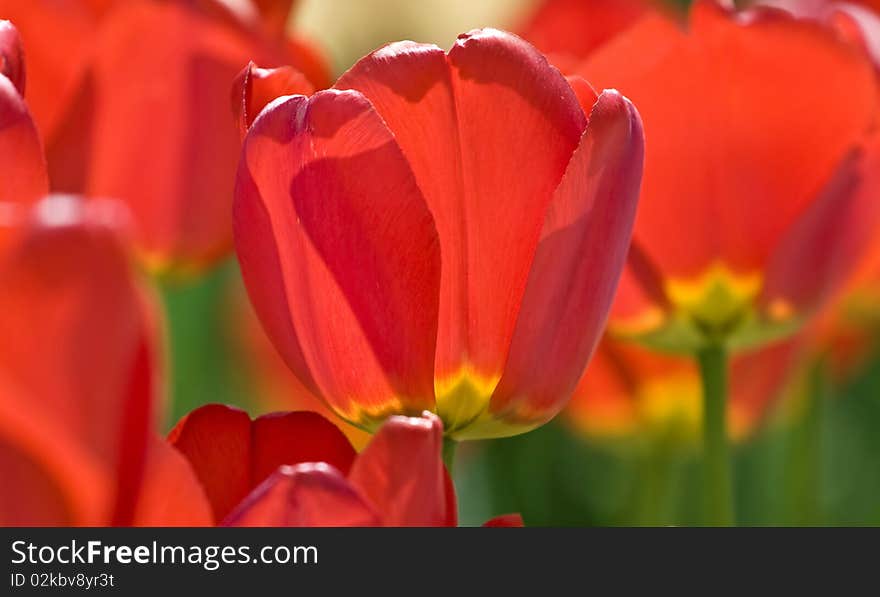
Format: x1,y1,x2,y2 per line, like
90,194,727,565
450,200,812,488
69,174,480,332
573,0,879,353
234,29,644,440
0,195,214,526
0,0,330,274
0,31,208,526
567,335,800,441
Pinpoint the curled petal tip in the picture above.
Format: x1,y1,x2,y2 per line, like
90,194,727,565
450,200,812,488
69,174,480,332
0,20,25,95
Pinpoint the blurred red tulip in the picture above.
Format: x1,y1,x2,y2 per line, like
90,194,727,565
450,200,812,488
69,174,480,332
1,0,329,274
234,29,644,440
567,334,800,442
575,0,879,354
517,0,671,73
0,195,212,526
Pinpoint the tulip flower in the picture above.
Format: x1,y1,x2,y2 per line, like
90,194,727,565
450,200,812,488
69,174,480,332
576,1,877,355
1,0,330,274
234,28,645,442
0,194,213,526
170,405,520,526
572,0,878,524
567,336,799,442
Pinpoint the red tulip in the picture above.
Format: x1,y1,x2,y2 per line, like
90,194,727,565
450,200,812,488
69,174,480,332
574,0,879,354
0,194,213,526
2,0,330,274
567,334,800,441
234,29,644,440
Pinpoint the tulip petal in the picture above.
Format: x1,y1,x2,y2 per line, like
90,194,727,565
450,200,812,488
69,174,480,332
579,1,878,279
760,146,871,316
224,463,381,527
170,405,358,521
0,75,47,205
251,411,356,487
0,375,109,526
483,513,525,527
51,0,276,269
0,196,156,521
234,90,441,425
231,61,313,139
0,20,25,94
335,30,587,389
480,91,643,438
168,404,253,521
348,413,448,526
131,436,213,527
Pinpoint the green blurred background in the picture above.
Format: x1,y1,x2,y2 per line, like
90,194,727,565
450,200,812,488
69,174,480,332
162,0,880,526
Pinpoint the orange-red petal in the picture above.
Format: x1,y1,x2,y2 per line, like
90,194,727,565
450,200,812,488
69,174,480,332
231,61,313,139
0,20,24,94
0,74,46,205
234,90,441,425
224,463,381,527
579,1,878,279
169,404,357,521
486,90,643,434
131,435,213,527
348,412,449,526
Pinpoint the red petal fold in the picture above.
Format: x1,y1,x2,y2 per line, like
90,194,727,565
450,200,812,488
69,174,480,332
167,404,252,522
234,90,441,421
224,464,381,527
0,75,47,205
488,91,643,432
0,20,25,94
231,61,313,139
251,411,356,487
348,412,448,526
169,405,357,521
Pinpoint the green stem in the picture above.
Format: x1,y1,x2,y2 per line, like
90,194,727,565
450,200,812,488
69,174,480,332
697,344,734,526
789,359,826,525
442,437,458,475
